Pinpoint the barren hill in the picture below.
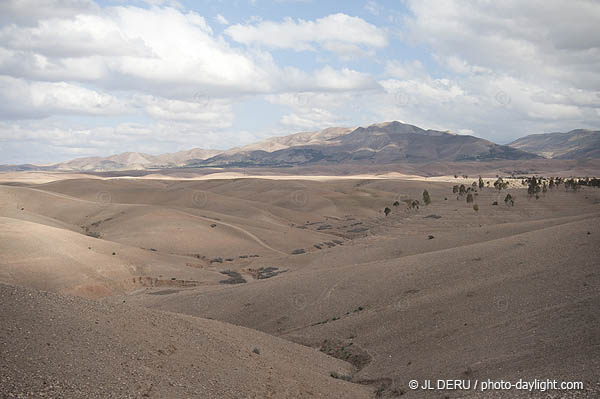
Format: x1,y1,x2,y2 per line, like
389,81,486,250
0,282,369,398
509,129,600,159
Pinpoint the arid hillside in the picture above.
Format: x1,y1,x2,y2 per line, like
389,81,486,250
1,173,599,397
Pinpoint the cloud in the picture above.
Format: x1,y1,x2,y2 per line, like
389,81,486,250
404,0,600,90
380,0,600,141
225,13,387,57
364,0,381,16
215,14,229,25
0,76,127,119
0,0,99,25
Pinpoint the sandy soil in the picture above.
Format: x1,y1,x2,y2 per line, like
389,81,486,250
1,172,599,397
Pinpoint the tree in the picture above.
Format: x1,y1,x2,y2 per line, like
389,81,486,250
459,184,467,196
504,193,514,206
452,185,459,194
478,176,484,189
527,176,540,196
393,201,400,207
466,193,474,203
384,207,391,216
494,177,504,191
422,190,431,205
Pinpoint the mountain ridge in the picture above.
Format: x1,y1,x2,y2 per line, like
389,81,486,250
6,121,600,172
508,129,600,159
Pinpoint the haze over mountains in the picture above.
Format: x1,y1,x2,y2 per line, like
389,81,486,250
3,122,600,173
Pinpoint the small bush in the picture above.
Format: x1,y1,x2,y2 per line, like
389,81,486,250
492,201,498,205
422,190,431,205
384,207,391,216
466,193,474,203
252,347,260,355
473,204,479,212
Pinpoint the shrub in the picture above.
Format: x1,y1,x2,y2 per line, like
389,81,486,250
492,201,498,205
422,190,431,205
393,201,400,207
504,193,514,206
466,193,474,203
330,371,352,381
384,207,391,216
473,204,479,212
252,347,261,355
478,176,484,189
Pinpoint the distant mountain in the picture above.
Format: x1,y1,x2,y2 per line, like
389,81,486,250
508,129,600,159
189,121,539,167
1,121,548,172
224,127,354,154
49,148,222,171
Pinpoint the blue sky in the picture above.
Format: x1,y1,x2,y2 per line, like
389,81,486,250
1,0,599,164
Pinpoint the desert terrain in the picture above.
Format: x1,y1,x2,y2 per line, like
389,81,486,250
1,169,599,398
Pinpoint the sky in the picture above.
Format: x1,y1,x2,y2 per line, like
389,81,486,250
1,0,599,164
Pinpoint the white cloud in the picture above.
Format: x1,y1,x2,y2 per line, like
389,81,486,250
215,14,229,25
364,1,381,16
404,0,600,90
0,76,126,119
225,13,387,57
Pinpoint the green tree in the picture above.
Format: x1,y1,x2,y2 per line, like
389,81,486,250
384,207,391,216
478,176,484,189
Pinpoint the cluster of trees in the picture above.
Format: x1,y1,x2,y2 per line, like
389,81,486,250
493,177,509,190
384,190,431,216
520,175,600,194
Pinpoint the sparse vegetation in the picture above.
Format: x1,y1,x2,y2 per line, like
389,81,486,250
219,270,246,284
422,190,431,205
330,371,352,381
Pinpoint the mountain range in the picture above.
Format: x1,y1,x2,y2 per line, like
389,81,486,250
2,122,599,172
